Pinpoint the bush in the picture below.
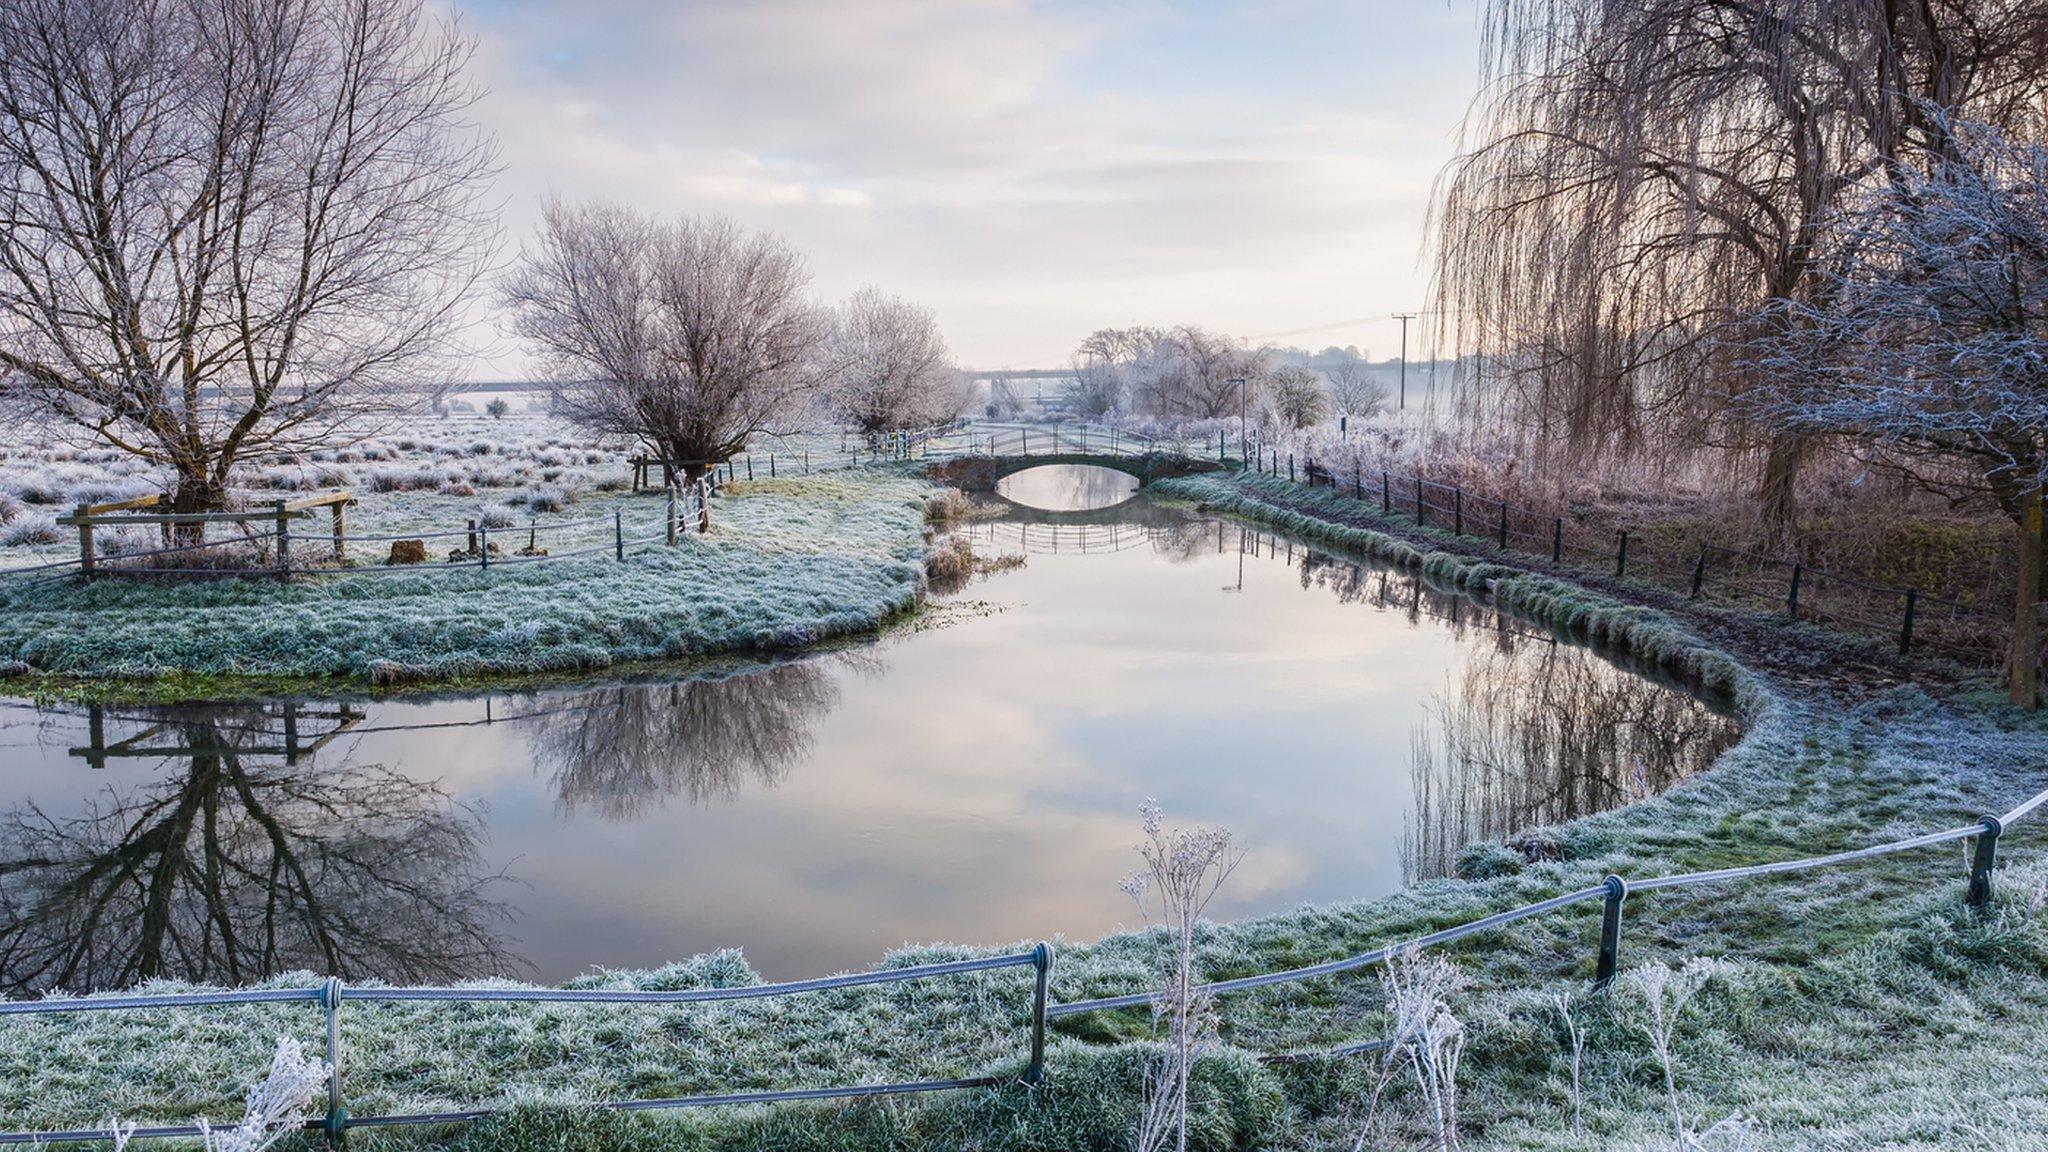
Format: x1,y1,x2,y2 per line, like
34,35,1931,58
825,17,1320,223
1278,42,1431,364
0,513,61,547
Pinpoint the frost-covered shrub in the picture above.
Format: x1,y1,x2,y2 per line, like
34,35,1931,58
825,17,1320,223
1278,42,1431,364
0,513,61,547
0,491,20,525
1452,841,1524,880
515,486,571,513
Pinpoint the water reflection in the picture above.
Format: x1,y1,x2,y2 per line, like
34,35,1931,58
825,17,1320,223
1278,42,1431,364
0,705,512,996
536,660,849,820
995,463,1139,511
0,498,1742,987
1400,636,1737,882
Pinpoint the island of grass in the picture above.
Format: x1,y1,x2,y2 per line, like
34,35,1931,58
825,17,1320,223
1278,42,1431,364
0,469,943,698
7,470,2047,1151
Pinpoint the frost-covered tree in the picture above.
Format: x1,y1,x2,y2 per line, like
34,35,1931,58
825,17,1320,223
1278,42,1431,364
1742,119,2048,706
504,200,826,485
1267,365,1330,430
1066,325,1268,422
0,0,497,517
823,289,969,436
1323,357,1390,418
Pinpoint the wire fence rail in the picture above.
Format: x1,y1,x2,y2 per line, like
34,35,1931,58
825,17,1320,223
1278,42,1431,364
4,776,2045,1146
1241,448,2011,667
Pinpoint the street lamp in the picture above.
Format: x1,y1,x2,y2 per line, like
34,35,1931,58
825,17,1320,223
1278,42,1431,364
1229,377,1248,469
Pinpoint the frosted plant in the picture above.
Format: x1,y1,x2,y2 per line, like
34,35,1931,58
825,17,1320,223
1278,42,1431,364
195,1037,331,1152
1122,803,1242,1152
1619,958,1735,1148
1552,992,1586,1132
1361,947,1466,1152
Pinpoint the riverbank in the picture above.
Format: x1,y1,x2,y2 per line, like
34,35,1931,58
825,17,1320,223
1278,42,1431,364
4,472,2046,1150
0,471,940,700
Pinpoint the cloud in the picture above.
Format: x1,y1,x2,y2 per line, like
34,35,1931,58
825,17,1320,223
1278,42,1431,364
452,0,1480,371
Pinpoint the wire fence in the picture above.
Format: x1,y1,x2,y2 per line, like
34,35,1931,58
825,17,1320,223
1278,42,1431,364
1243,450,2012,667
5,775,2043,1146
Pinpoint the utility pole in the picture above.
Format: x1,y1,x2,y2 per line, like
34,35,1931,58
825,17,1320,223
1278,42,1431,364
1393,312,1418,411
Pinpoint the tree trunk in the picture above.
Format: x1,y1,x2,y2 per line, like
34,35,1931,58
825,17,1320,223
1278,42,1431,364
2013,484,2042,709
1757,431,1804,547
171,472,226,544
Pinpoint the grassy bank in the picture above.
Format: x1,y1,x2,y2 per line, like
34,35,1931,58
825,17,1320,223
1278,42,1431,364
5,472,2047,1150
0,471,937,695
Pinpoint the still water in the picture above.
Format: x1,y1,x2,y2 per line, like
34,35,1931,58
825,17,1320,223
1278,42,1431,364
0,466,1739,994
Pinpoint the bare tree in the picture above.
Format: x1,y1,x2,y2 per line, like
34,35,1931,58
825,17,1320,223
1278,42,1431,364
1066,325,1166,418
1430,0,2048,532
0,0,497,519
1066,325,1268,423
1267,365,1330,430
1741,119,2048,705
503,200,826,485
1323,357,1389,418
822,288,968,437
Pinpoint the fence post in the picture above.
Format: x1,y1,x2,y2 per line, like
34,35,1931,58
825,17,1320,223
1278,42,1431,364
1415,477,1426,527
1787,564,1804,618
331,500,347,562
76,504,96,579
1614,530,1629,578
1690,551,1707,599
478,520,490,570
1382,471,1390,514
1899,589,1918,655
466,518,477,556
746,455,754,481
1288,453,1295,483
274,500,291,576
1552,518,1563,564
1354,466,1363,500
1025,941,1054,1085
1968,816,2002,909
323,977,345,1147
770,454,776,478
1498,503,1508,550
1453,487,1463,536
614,509,624,560
1594,875,1629,990
666,486,679,546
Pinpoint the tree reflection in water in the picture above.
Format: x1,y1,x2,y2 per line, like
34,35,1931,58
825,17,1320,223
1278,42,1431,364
1401,629,1739,882
534,659,851,820
0,705,512,996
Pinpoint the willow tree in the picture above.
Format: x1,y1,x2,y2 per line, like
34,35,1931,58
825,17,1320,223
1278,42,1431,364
0,0,497,516
1430,0,2048,532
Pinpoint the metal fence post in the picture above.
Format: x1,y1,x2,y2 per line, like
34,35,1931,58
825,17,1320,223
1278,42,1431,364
1691,551,1707,599
323,977,345,1147
1354,466,1363,500
478,521,490,570
1968,816,2002,909
1415,477,1426,527
1595,875,1629,990
666,486,679,546
1899,589,1918,655
746,456,754,481
1025,941,1054,1084
1498,503,1508,550
1552,518,1563,564
1382,471,1390,514
1453,487,1463,536
614,510,624,560
1787,563,1804,618
1288,453,1295,483
1614,530,1629,578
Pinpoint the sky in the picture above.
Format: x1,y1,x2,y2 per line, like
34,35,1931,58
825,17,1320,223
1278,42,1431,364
452,0,1483,378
